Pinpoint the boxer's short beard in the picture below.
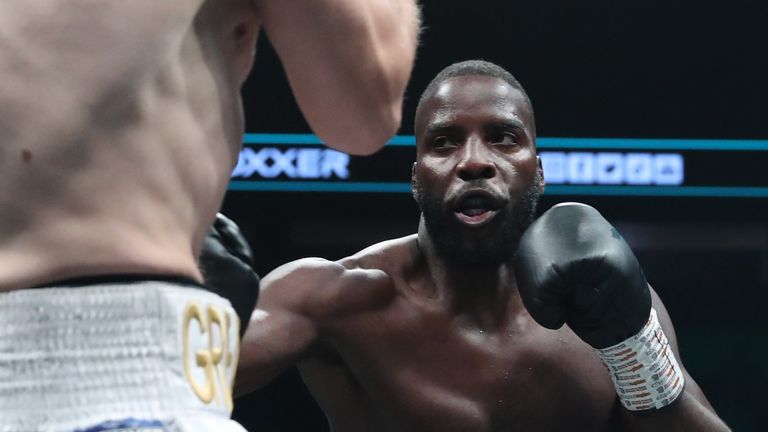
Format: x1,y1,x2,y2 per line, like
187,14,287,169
416,171,543,265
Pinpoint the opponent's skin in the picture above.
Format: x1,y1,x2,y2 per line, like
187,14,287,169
237,73,730,431
0,0,420,291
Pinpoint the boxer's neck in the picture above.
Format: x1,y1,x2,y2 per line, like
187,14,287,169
416,224,522,330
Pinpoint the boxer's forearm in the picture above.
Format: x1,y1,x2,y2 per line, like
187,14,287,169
620,392,731,432
614,296,730,430
235,307,318,397
516,205,730,428
258,0,421,155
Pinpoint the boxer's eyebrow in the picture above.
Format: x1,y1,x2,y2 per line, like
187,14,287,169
424,122,462,136
484,119,526,133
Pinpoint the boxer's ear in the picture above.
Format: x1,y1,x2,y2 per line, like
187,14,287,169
536,155,546,192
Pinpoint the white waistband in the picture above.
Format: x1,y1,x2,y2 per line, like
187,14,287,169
0,282,241,432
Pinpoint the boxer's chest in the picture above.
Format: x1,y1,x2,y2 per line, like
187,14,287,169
326,296,620,431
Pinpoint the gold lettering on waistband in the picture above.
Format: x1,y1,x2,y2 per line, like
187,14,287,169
182,301,240,411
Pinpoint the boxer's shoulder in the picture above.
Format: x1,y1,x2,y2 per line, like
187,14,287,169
260,253,396,321
258,236,417,321
260,257,346,303
343,234,420,274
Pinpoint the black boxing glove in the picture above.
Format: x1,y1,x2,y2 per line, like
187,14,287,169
514,202,651,349
516,203,687,411
199,213,260,337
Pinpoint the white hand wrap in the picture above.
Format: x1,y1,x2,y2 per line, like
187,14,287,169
595,308,685,411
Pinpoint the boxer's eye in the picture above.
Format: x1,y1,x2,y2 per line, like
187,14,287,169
489,132,518,147
432,136,457,150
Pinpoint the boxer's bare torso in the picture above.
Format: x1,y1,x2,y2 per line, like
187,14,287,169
0,0,260,290
239,235,656,431
238,66,724,432
308,240,621,431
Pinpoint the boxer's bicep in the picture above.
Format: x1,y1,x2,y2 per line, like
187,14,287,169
256,0,420,155
234,258,339,396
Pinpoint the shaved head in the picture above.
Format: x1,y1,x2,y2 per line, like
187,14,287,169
415,60,535,136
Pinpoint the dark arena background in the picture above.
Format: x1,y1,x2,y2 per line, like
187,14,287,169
226,1,768,430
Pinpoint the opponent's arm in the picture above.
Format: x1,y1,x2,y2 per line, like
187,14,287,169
256,0,421,155
515,203,730,431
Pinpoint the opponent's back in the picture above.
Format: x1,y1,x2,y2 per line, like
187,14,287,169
0,0,260,290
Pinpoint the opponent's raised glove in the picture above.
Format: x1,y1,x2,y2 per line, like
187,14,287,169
515,203,684,411
199,213,260,337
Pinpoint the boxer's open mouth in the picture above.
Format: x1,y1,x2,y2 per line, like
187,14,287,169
454,193,501,226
